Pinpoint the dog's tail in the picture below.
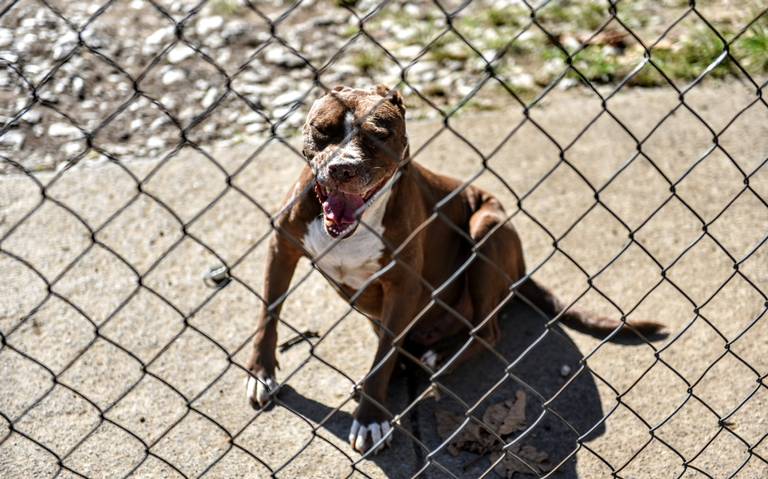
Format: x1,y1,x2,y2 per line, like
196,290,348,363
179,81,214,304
516,277,664,338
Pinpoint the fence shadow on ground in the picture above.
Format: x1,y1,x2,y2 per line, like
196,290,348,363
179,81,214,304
277,300,620,478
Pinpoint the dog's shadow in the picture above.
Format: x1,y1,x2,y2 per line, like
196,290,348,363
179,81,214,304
275,302,640,478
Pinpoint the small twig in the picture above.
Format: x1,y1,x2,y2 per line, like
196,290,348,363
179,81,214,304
278,330,320,352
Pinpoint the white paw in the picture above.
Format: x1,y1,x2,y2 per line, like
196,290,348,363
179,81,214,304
421,349,438,369
246,375,278,408
348,419,392,454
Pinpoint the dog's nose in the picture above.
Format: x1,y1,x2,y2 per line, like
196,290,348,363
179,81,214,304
328,163,356,183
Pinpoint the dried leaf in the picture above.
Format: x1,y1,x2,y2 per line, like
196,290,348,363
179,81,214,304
435,390,532,461
483,390,527,436
435,409,461,440
435,410,495,456
491,444,552,478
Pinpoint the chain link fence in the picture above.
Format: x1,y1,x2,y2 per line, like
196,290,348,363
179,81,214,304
1,0,768,477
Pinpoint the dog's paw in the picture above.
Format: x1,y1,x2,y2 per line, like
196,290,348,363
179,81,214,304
348,419,392,454
245,374,278,409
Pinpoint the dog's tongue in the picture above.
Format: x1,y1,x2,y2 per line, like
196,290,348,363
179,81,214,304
323,192,364,225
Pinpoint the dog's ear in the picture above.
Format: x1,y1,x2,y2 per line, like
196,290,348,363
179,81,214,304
375,84,405,113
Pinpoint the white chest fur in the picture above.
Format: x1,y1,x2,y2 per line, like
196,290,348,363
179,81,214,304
302,184,392,290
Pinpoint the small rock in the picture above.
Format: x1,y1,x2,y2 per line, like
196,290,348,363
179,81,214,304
63,142,82,156
196,16,224,36
160,94,177,109
38,91,58,103
22,110,41,124
167,44,195,64
509,73,535,89
201,87,219,109
130,118,143,131
245,122,267,134
221,20,248,41
48,122,81,138
560,365,572,377
71,76,85,98
558,78,578,90
0,51,18,63
272,90,304,106
0,130,25,149
264,48,304,68
272,105,294,119
161,69,186,85
54,80,68,94
149,116,169,131
147,136,165,149
0,28,13,48
145,27,173,47
238,112,264,125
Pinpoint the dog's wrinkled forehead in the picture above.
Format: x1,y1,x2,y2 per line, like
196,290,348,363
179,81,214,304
306,85,404,131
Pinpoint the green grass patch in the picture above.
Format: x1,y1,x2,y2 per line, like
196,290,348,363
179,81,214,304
731,16,768,74
486,6,526,28
538,1,609,33
209,0,243,17
571,47,624,83
351,50,384,73
426,35,473,63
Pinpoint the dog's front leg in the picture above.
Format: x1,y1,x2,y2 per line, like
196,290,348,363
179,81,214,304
350,278,422,454
246,233,302,409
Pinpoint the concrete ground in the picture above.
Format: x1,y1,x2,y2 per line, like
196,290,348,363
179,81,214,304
1,82,768,478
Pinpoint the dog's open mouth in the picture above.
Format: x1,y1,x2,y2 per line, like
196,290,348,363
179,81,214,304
314,179,386,238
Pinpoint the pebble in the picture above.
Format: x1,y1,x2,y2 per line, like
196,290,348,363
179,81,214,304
145,27,173,47
196,16,224,36
0,130,25,149
72,76,85,98
161,69,186,85
48,122,81,138
238,112,264,125
149,117,169,131
264,48,304,68
272,90,304,106
167,44,195,64
201,88,219,109
63,142,83,156
22,110,41,124
0,28,12,48
560,365,572,377
0,51,18,63
160,94,177,110
147,137,166,149
245,122,267,134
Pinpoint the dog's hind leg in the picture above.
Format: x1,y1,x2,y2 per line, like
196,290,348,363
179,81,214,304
422,195,526,372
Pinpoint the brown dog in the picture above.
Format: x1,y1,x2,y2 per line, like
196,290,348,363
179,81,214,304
245,85,662,454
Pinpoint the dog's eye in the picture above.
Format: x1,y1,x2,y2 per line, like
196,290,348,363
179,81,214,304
366,127,391,141
311,122,339,139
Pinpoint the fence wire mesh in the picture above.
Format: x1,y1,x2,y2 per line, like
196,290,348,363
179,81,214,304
1,0,768,478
